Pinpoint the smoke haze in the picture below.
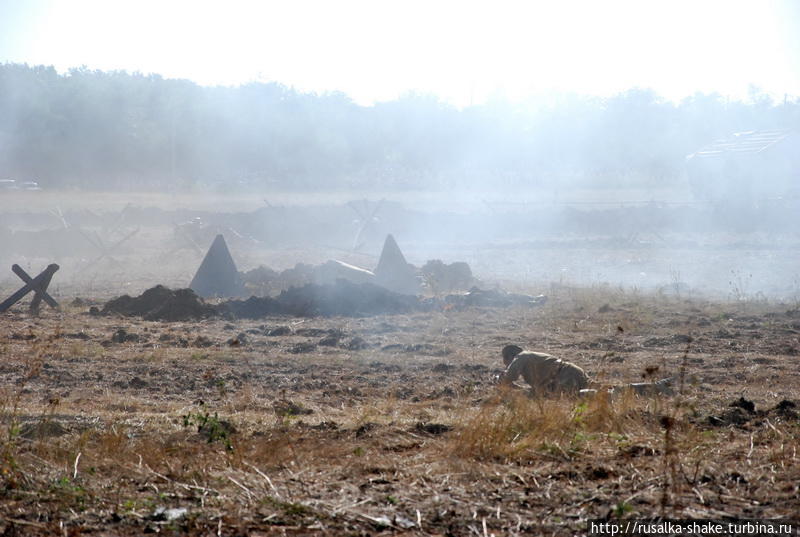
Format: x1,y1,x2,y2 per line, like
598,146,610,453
0,2,799,300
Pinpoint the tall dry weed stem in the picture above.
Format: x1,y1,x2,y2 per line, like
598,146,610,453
659,341,692,515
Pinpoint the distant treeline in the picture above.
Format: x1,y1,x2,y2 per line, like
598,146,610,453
0,63,798,191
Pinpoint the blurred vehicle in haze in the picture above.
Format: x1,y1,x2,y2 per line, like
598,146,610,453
0,179,43,191
686,130,799,205
21,181,42,191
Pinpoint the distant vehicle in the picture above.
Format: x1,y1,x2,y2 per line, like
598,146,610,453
685,130,800,205
21,181,42,191
0,179,43,191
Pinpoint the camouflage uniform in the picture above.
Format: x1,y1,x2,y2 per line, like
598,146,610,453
501,345,589,394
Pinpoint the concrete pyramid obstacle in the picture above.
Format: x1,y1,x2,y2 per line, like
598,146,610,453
373,234,420,295
190,234,243,298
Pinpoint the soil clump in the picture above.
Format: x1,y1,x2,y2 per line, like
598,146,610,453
102,285,217,321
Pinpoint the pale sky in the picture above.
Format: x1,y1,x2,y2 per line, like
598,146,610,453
1,0,798,106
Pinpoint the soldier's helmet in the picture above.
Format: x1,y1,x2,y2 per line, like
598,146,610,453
502,344,524,366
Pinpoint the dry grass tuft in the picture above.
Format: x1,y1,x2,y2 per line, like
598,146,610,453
452,388,662,463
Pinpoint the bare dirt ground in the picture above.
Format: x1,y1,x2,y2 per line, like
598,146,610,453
1,289,799,536
0,192,799,535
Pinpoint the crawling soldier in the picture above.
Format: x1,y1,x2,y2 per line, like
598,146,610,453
500,344,590,395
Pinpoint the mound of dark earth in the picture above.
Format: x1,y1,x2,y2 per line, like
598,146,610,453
102,285,217,321
221,295,282,318
706,398,798,427
104,281,547,321
225,279,423,318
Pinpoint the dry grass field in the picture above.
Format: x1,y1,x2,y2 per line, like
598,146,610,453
1,285,798,536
